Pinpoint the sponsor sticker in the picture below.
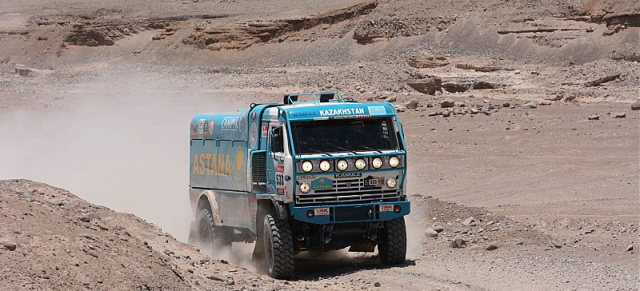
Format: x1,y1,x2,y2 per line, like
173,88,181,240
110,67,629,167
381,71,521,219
249,123,258,148
368,105,386,116
314,208,330,216
221,117,239,131
298,175,316,180
261,123,269,137
311,178,333,190
319,108,365,117
197,119,205,138
208,119,215,138
203,120,209,138
250,111,257,120
191,120,198,138
380,204,394,212
276,165,285,173
334,173,362,178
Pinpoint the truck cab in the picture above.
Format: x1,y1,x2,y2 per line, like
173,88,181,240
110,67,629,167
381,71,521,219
189,92,409,279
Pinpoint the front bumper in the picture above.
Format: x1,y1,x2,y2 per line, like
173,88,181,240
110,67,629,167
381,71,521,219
289,201,410,224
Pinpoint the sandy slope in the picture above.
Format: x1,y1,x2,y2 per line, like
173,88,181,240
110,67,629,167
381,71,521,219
0,0,638,290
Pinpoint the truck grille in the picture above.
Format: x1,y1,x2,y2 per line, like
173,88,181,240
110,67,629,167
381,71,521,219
252,151,267,193
296,178,400,205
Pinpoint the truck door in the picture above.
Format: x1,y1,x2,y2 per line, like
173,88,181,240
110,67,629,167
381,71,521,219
267,125,285,195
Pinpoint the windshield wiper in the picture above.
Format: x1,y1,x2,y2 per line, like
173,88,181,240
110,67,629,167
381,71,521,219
356,145,382,153
306,148,333,157
330,145,358,155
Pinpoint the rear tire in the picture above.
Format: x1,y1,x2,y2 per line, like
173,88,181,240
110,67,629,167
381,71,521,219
197,208,231,254
263,213,295,279
378,217,407,265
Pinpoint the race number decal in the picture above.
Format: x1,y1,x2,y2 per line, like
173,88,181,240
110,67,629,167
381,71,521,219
314,208,330,215
380,204,393,212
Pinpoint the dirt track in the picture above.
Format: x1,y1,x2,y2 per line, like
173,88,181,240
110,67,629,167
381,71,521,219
0,0,639,290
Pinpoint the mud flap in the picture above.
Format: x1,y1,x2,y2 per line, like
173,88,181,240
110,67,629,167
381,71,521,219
349,242,376,252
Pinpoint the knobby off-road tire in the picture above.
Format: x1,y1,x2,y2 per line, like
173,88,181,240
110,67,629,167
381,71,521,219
263,213,295,279
378,217,407,265
197,208,231,254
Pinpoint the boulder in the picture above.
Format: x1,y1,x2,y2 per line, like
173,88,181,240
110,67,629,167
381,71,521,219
405,99,419,109
441,99,455,108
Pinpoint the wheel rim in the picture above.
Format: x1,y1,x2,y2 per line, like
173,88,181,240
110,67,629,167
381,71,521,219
199,217,213,245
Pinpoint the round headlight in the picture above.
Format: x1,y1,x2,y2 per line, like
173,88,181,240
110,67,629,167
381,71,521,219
386,178,397,188
372,157,383,169
300,182,310,193
302,161,313,173
319,160,331,172
355,158,367,170
389,156,400,168
337,159,348,171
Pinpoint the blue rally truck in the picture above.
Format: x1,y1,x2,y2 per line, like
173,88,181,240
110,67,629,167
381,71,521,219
189,92,409,279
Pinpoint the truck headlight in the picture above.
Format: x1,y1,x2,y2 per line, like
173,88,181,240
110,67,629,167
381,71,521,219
319,160,331,172
302,161,313,173
389,156,400,168
372,157,383,169
337,159,348,171
386,177,397,188
300,182,310,193
355,158,367,170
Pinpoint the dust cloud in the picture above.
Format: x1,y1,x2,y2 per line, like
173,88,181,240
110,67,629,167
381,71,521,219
0,76,244,242
404,166,426,260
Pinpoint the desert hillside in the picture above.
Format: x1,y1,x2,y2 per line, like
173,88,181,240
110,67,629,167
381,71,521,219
0,0,638,290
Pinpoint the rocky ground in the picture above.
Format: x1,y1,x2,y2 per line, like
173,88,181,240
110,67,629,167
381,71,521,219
1,0,639,290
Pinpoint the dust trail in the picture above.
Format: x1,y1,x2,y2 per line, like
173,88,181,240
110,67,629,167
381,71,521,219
404,164,426,260
0,76,244,242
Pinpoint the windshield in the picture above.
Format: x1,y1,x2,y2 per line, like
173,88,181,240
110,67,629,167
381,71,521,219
290,117,399,154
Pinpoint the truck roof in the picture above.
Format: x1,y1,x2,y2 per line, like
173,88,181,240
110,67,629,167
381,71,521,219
280,101,397,121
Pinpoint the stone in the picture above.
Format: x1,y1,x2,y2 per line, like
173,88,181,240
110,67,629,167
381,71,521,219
455,102,466,107
226,278,235,285
587,115,600,120
2,242,17,251
539,101,552,106
432,225,444,233
407,76,443,95
428,112,438,117
551,241,563,249
502,102,510,108
470,108,480,114
626,245,634,251
406,56,449,69
485,104,495,110
462,217,477,226
374,282,381,287
442,111,451,117
523,102,537,109
405,99,419,109
450,238,466,248
615,113,626,118
395,105,406,112
424,228,439,238
485,242,499,251
631,102,640,110
441,99,455,108
386,96,397,102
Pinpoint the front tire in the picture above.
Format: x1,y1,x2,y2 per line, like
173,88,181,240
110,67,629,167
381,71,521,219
378,217,407,265
263,213,295,279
